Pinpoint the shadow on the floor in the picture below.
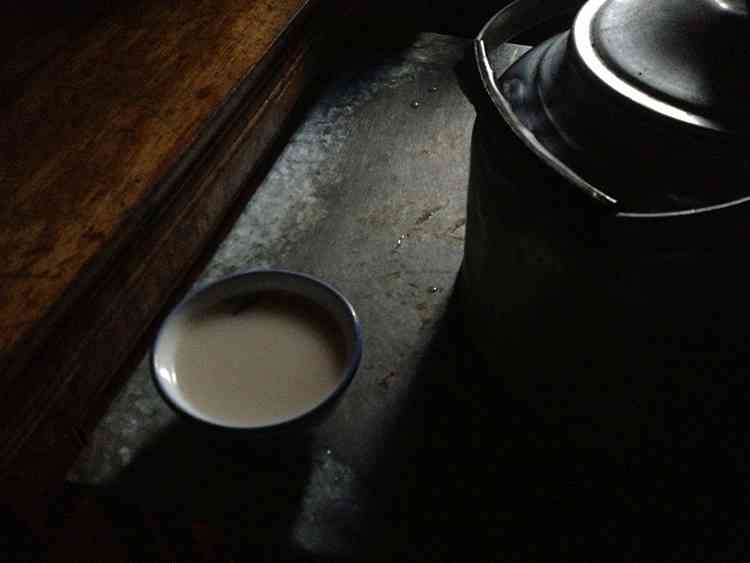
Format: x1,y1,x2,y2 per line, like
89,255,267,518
357,281,750,563
92,424,314,561
52,278,750,563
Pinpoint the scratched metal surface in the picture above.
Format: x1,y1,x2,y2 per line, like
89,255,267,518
68,32,491,559
65,28,749,561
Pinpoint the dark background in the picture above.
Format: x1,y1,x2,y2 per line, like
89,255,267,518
0,1,507,108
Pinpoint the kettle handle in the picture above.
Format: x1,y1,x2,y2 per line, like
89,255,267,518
474,0,617,207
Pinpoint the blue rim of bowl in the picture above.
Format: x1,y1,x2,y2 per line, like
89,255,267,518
150,269,363,433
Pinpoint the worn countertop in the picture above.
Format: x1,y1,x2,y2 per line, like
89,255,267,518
69,32,478,559
66,32,745,562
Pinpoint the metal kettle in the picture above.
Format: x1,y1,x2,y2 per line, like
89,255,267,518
461,0,750,452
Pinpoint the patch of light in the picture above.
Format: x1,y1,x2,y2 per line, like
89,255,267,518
713,0,746,14
573,0,720,130
157,366,176,386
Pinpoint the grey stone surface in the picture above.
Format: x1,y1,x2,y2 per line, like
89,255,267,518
69,32,476,556
63,30,745,560
71,30,472,481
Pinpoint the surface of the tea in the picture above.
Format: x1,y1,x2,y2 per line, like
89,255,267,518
168,292,346,426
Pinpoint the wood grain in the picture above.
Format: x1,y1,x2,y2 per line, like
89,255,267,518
0,0,367,529
0,0,308,364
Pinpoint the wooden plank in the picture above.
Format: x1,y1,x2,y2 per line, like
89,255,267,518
0,0,368,529
0,0,308,365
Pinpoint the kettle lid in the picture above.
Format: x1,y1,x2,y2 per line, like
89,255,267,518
581,0,749,131
477,0,750,213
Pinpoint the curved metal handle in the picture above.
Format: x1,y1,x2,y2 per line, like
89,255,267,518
475,0,617,207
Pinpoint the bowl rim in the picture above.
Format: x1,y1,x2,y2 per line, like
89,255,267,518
150,268,363,432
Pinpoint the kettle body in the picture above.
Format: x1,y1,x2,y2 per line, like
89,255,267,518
461,0,750,453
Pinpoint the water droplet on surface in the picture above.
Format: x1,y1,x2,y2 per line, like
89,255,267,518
393,234,407,250
428,286,441,294
428,86,438,93
326,449,332,455
411,100,420,108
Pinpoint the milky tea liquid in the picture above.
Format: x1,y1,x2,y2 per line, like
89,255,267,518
169,292,347,426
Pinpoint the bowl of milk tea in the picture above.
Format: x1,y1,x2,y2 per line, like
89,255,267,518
151,270,362,433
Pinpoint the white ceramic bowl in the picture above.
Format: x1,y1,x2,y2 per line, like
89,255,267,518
151,270,362,434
